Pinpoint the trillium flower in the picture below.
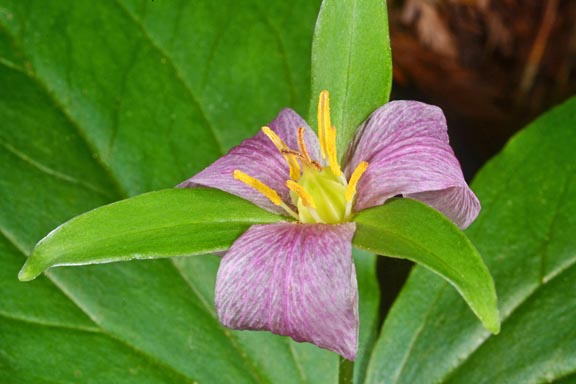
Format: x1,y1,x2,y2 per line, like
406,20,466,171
178,91,480,360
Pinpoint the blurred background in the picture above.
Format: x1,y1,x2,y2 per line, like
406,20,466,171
388,0,576,177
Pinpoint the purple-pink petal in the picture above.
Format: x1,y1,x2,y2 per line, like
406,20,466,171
406,187,480,229
177,109,318,214
343,101,480,228
177,133,289,214
215,222,358,360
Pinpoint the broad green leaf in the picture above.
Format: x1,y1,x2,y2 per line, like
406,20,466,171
353,198,499,334
18,188,282,282
310,0,392,156
0,0,382,382
366,97,576,383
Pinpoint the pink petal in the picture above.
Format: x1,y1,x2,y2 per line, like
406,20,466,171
407,187,480,229
215,222,358,360
178,109,318,214
343,101,480,228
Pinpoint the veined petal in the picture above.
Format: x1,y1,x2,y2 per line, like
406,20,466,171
406,186,480,229
178,109,320,214
344,101,450,169
215,222,358,360
178,133,290,214
344,101,479,228
269,108,322,162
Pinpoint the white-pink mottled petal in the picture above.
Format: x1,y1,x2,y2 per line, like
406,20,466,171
344,101,480,228
215,222,358,360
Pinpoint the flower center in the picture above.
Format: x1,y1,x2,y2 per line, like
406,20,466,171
292,166,347,224
233,90,368,224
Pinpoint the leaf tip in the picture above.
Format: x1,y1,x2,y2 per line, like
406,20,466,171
18,260,41,282
488,321,501,335
483,309,501,335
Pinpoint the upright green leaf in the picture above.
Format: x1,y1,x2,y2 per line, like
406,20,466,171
18,189,282,281
366,97,576,383
310,0,392,156
353,199,499,334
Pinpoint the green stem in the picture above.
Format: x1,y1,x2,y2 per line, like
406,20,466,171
339,356,354,384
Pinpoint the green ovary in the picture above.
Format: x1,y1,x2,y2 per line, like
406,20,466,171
295,167,347,224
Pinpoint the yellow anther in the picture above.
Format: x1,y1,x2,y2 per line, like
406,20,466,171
234,170,282,206
261,126,286,150
326,125,342,177
297,127,312,163
318,90,331,159
262,126,300,180
345,161,369,202
317,91,342,177
286,180,317,209
286,155,301,180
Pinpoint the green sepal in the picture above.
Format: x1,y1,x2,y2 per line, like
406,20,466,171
19,188,283,281
352,198,500,334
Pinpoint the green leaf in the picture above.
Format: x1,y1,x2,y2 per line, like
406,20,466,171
310,0,392,156
353,198,499,334
0,0,383,382
352,248,380,384
18,189,282,282
365,96,576,383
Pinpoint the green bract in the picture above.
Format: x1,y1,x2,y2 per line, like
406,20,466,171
18,189,282,282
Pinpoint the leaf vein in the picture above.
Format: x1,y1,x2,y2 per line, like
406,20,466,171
391,285,447,384
109,0,226,156
168,259,268,384
437,173,576,380
540,173,575,283
250,2,298,106
0,140,114,199
45,271,199,384
1,229,198,382
0,20,128,199
0,310,101,334
438,260,576,383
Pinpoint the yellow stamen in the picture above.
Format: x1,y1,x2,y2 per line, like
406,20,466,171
297,127,313,163
326,125,342,177
261,126,285,149
317,91,342,177
318,90,331,159
286,155,302,180
286,180,316,209
345,161,369,202
234,170,299,219
234,170,282,205
262,126,300,180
